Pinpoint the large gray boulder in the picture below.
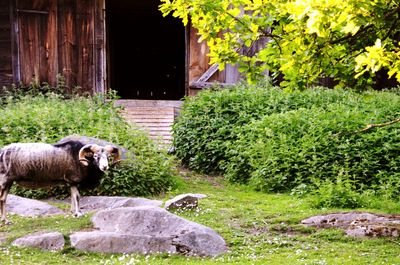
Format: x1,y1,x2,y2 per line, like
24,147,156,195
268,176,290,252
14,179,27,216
6,195,64,217
78,196,163,213
71,206,227,256
12,231,65,251
70,232,175,254
301,212,389,229
7,195,162,217
301,212,400,237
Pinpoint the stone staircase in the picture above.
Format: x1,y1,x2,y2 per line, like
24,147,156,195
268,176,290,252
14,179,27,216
115,100,182,147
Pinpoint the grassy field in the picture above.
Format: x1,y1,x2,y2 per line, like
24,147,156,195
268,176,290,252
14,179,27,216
1,169,400,265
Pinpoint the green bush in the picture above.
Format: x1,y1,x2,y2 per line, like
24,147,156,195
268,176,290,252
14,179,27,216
0,94,177,198
228,92,400,193
174,84,400,197
174,83,360,176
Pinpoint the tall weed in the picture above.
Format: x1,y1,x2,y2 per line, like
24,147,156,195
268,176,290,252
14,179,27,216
309,175,365,209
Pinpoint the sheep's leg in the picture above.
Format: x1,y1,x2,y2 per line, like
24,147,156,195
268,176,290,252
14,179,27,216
70,186,83,217
0,185,11,225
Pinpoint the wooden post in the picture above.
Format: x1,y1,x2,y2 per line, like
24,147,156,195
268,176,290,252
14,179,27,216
93,0,106,94
10,0,21,84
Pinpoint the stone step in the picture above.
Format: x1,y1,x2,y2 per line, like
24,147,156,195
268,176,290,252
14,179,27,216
124,115,175,124
144,127,173,131
124,121,174,128
150,134,173,141
139,126,172,133
121,108,176,116
115,99,182,108
114,100,181,147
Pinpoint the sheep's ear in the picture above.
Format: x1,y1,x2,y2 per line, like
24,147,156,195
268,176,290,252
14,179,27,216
104,145,121,162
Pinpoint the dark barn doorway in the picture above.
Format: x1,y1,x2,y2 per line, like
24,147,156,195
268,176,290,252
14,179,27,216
106,1,185,100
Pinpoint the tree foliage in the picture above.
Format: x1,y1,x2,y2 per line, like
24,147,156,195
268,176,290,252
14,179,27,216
160,0,400,89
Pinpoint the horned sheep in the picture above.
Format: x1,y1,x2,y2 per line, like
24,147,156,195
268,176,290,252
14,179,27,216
0,140,120,224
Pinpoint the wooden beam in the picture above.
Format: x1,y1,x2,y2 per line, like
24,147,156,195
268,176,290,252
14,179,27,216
184,24,190,96
94,0,106,94
189,81,233,89
9,0,20,84
194,63,219,83
16,9,49,15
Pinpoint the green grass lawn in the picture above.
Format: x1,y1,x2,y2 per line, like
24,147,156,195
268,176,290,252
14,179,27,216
1,169,400,265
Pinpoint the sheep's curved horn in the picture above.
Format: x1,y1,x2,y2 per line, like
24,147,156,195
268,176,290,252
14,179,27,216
78,144,101,166
104,145,121,164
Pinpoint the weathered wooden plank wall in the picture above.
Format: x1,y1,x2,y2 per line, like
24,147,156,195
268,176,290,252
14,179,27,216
188,27,210,85
188,26,231,95
58,0,76,90
17,0,58,85
0,0,106,93
76,0,94,91
57,0,98,93
188,24,247,95
0,1,13,87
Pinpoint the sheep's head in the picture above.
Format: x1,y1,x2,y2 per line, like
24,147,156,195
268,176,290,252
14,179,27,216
78,144,121,171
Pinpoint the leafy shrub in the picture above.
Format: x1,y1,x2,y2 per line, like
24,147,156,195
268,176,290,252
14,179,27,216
174,83,360,176
174,84,400,198
227,90,400,192
1,94,177,198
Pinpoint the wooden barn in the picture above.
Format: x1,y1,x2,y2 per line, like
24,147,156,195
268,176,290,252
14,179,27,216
0,0,243,144
0,0,241,98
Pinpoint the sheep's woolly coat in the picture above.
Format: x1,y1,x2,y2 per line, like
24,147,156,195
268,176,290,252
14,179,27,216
0,140,120,223
0,143,78,186
0,141,103,188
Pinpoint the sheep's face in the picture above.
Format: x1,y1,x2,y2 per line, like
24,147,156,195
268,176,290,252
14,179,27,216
79,144,120,171
93,149,110,171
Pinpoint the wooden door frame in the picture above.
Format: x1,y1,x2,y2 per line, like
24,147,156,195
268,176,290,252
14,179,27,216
184,24,190,97
9,0,20,84
94,0,106,94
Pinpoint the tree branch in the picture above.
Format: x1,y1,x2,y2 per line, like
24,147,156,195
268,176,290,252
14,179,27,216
329,25,374,45
356,118,400,132
333,118,400,137
381,17,400,42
